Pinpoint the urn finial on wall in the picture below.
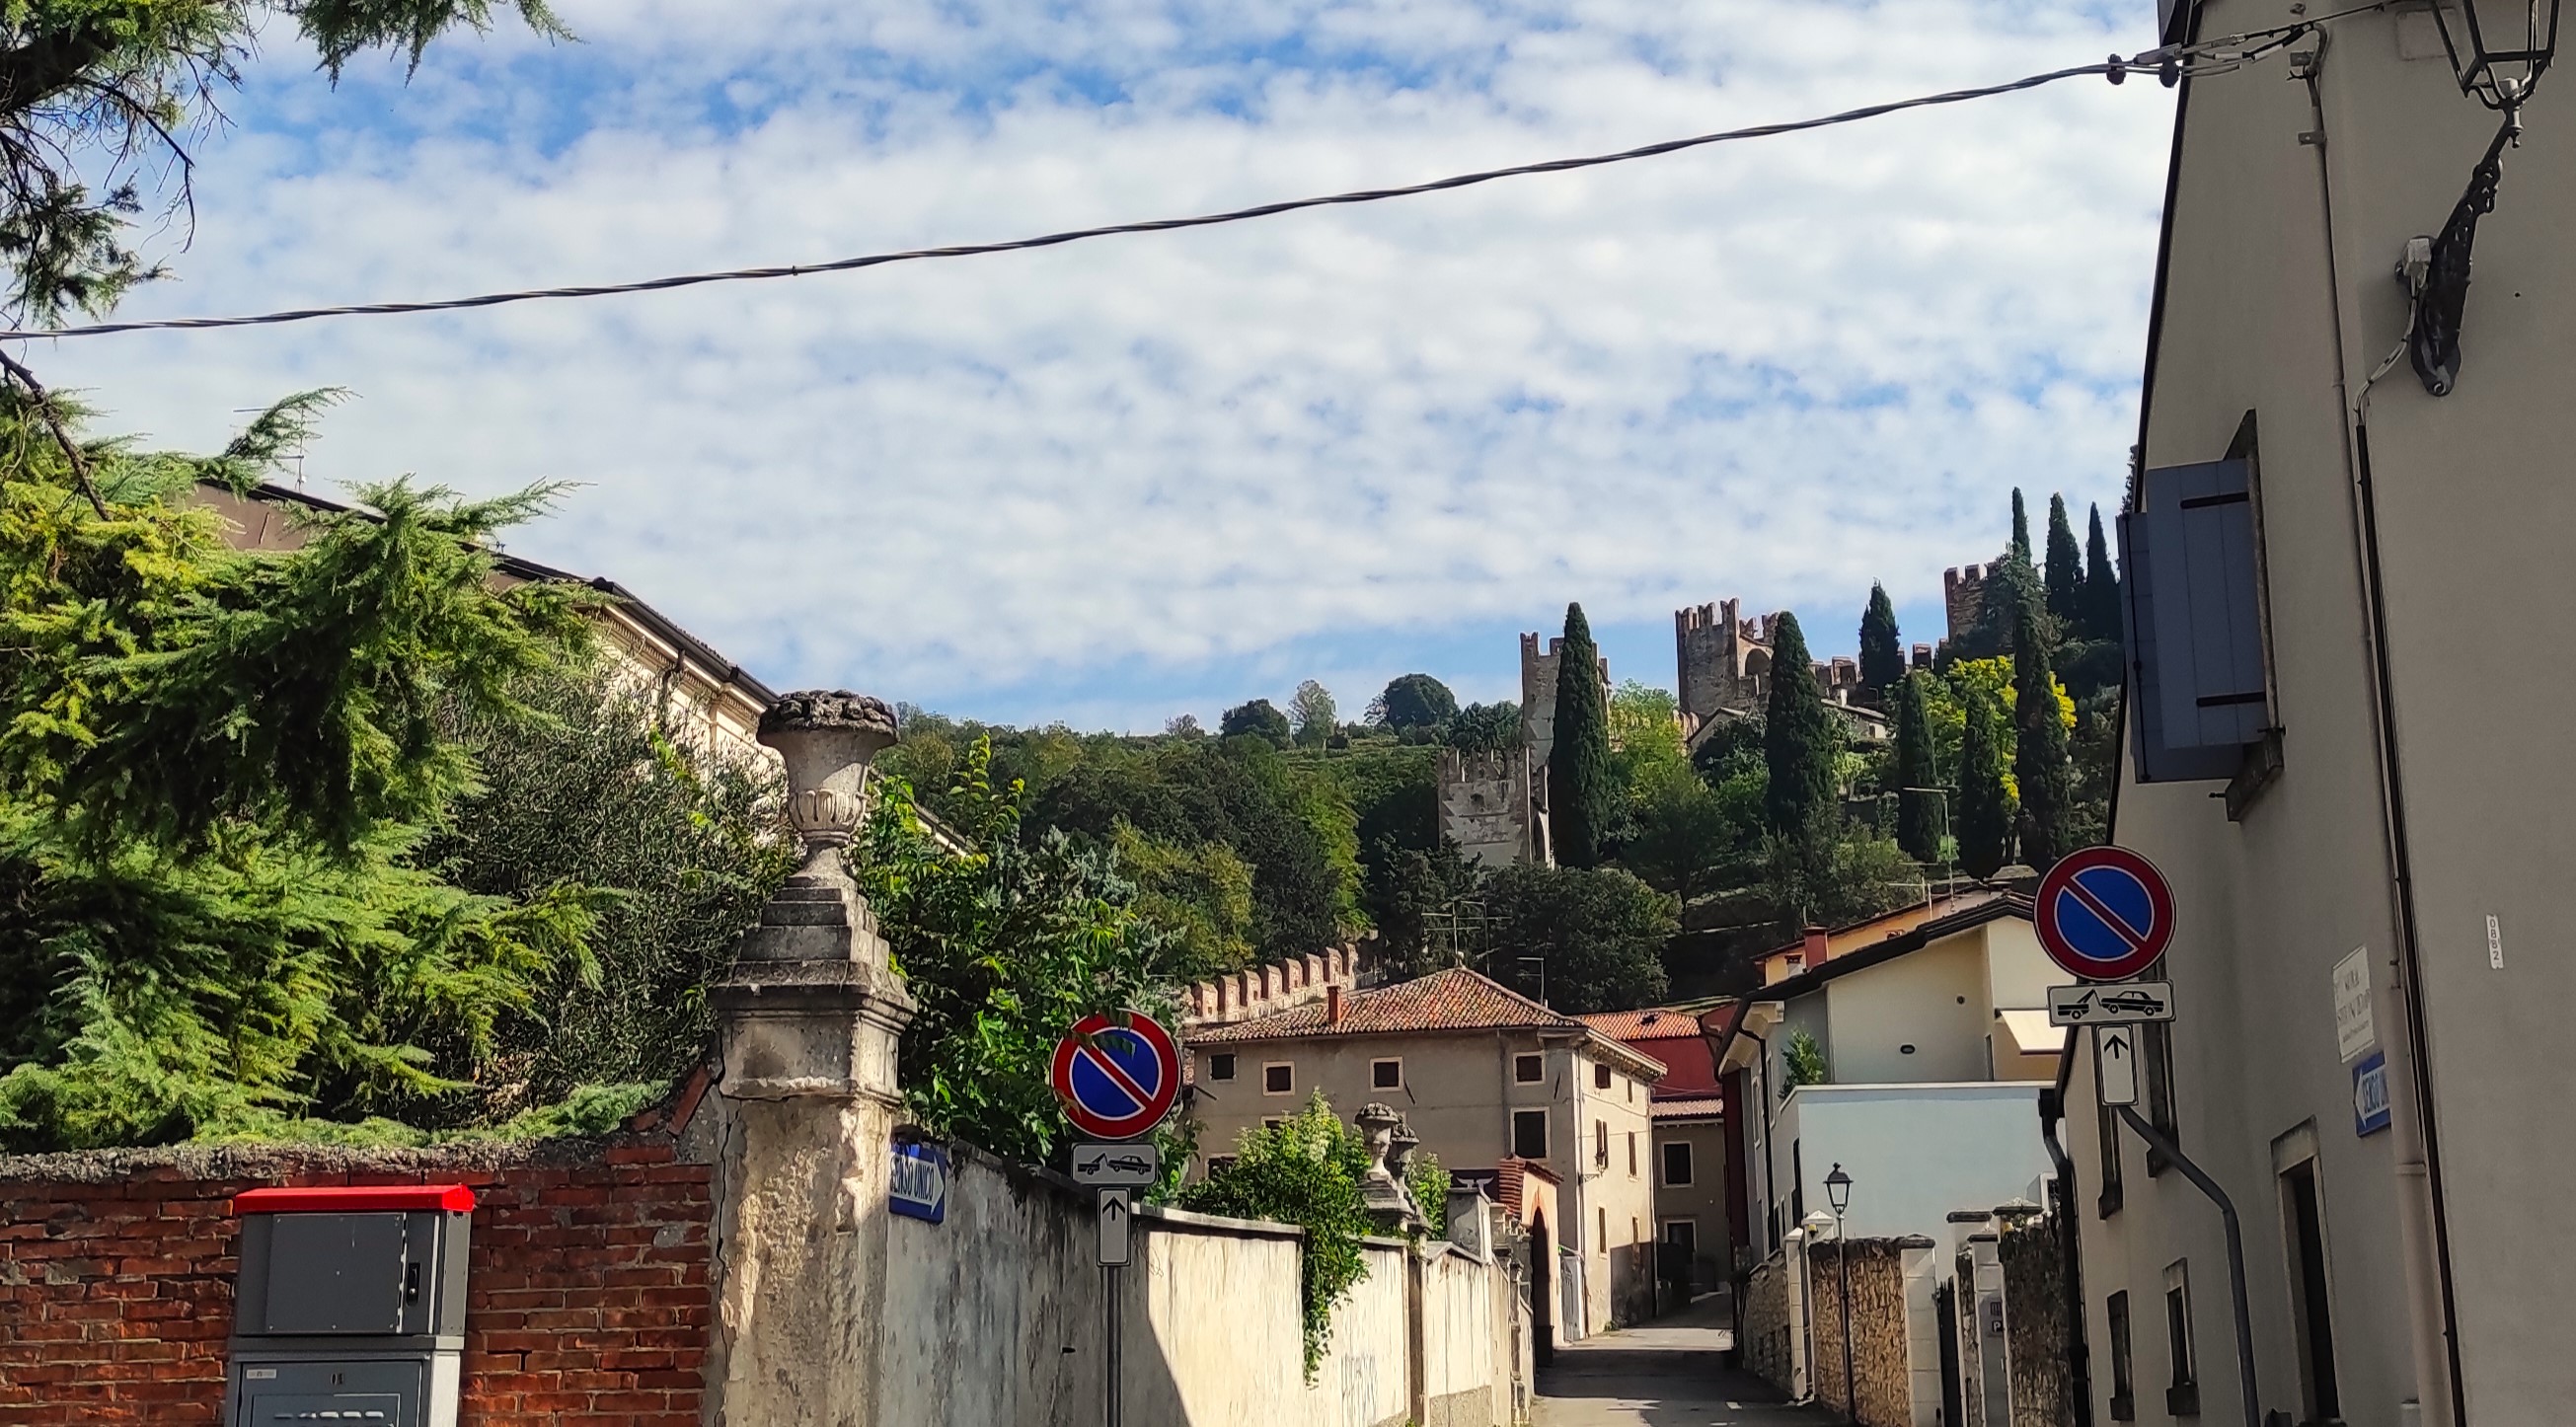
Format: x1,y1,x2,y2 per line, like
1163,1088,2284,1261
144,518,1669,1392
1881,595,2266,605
758,689,900,878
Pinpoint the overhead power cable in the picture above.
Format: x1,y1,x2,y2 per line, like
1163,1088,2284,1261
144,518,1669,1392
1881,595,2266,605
2,30,2335,344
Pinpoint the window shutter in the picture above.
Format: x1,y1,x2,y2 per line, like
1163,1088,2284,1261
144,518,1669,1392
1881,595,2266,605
2121,457,2270,783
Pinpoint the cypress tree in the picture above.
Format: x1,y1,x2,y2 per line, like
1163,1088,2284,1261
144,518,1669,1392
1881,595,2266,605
2011,579,2076,869
1549,602,1615,868
2008,488,2032,563
2044,493,2084,626
2084,503,2122,641
1893,674,1943,864
1956,686,2012,880
1857,582,1905,699
1762,611,1839,843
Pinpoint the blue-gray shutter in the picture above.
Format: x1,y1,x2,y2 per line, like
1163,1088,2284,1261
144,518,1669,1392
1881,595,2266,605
2120,457,2268,783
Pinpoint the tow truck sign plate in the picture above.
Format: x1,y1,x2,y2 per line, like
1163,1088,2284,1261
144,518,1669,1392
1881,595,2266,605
1073,1143,1161,1188
2047,981,2176,1027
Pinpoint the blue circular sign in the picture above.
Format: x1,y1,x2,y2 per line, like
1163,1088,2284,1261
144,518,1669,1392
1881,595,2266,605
2034,846,2175,982
1050,1012,1180,1140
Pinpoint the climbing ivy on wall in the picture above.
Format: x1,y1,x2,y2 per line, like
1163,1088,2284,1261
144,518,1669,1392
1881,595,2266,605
1178,1094,1377,1378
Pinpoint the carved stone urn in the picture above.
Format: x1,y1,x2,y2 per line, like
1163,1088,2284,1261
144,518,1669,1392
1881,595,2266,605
1387,1117,1420,1180
758,689,899,877
1355,1102,1402,1185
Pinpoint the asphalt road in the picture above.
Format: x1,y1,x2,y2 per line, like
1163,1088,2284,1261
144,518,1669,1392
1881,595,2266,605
1533,1296,1835,1427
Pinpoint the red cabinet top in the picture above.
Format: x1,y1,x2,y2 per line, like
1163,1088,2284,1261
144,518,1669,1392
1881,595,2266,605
231,1184,476,1216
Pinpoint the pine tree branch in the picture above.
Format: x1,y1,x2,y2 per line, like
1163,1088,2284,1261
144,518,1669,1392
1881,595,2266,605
0,348,105,516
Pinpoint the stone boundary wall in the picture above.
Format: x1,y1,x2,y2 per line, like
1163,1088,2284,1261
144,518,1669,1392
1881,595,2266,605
1740,1251,1793,1389
2001,1220,2074,1427
1808,1239,1919,1427
0,1130,712,1427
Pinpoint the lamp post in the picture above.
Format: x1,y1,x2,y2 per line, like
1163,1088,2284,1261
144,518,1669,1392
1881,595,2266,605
1825,1164,1856,1424
2429,0,2564,111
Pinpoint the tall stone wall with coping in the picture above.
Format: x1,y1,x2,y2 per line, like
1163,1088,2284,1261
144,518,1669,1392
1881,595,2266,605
2001,1220,2074,1427
1807,1238,1935,1427
1740,1250,1793,1389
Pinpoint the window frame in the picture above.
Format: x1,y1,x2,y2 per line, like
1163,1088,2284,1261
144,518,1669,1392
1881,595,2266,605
1206,1052,1237,1083
2145,1022,2180,1175
2163,1259,2200,1417
1261,1061,1295,1096
1513,1052,1545,1085
1370,1057,1402,1090
1662,1139,1695,1187
2107,1290,2136,1422
2097,1100,2125,1218
1627,1130,1638,1176
1594,1119,1609,1167
1206,1154,1238,1176
1511,1107,1551,1160
1593,1062,1613,1090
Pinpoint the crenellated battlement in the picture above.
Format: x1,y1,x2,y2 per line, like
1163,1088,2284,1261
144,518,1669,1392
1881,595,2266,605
1181,942,1373,1027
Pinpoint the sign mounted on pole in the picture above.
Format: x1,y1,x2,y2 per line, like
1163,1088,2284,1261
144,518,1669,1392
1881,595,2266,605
2047,982,2176,1027
1050,1011,1182,1142
1096,1188,1133,1266
1073,1143,1161,1188
2035,846,2176,983
2095,1024,2141,1108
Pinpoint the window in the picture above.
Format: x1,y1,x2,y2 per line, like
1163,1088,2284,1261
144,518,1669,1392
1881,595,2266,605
1512,1109,1550,1160
1261,1117,1287,1131
2145,1024,2179,1174
2121,442,2275,786
1514,1053,1545,1084
1598,1208,1607,1250
2098,1102,2125,1218
2163,1259,2199,1417
1594,1120,1609,1166
1627,1078,1634,1103
1262,1062,1294,1095
1206,1052,1237,1082
2281,1159,2342,1422
1207,1155,1238,1176
1662,1140,1695,1187
1784,953,1804,975
1593,1062,1612,1090
2107,1291,2135,1421
1627,1131,1637,1176
1371,1058,1402,1090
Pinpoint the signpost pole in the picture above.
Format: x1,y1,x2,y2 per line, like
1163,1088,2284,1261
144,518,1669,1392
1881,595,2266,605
2114,1106,2258,1427
1104,1261,1122,1427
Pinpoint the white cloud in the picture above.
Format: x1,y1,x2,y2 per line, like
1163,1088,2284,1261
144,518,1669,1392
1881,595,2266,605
38,0,2170,728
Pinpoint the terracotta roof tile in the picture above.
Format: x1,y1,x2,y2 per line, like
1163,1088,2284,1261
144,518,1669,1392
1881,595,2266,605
1576,1007,1722,1041
1184,967,1581,1044
1650,1097,1725,1121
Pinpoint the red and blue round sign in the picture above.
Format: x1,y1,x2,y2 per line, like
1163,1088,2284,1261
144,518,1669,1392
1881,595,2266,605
2034,846,2176,983
1049,1011,1181,1142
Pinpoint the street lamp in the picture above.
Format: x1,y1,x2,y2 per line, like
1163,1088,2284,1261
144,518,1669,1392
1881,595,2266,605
2430,0,2564,111
1824,1164,1856,1424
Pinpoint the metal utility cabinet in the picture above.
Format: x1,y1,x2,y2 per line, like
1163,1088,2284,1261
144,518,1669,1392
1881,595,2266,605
226,1184,475,1427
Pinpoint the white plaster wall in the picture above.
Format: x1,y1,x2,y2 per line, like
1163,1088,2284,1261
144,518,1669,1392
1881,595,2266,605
1823,939,1987,1084
1771,1085,2052,1244
1420,1245,1498,1426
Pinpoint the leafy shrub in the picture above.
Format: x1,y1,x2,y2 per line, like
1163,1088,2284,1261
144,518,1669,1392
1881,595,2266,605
1179,1094,1376,1377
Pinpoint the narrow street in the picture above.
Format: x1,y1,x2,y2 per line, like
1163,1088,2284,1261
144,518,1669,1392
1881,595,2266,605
1534,1296,1831,1427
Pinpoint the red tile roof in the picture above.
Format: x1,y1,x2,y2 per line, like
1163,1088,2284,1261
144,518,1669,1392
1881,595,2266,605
1650,1097,1725,1122
1577,1007,1718,1041
1184,966,1582,1043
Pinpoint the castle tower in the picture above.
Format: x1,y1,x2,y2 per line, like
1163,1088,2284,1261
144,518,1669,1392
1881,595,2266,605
1519,631,1609,798
1943,564,1991,646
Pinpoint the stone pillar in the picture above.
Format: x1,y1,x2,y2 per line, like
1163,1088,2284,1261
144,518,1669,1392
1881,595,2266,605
705,691,918,1427
1782,1227,1813,1402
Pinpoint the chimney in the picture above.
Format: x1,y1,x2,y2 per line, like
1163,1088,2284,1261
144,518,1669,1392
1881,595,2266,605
1802,926,1829,965
1326,985,1345,1024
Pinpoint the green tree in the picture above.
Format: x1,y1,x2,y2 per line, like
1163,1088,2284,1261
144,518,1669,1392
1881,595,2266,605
2010,580,2076,869
0,415,611,1150
2009,488,2032,563
1857,582,1905,697
1622,760,1731,906
1289,680,1337,747
1956,687,2013,879
1607,680,1685,771
0,1,566,329
1782,1027,1828,1090
2044,493,2084,626
428,663,795,1112
1363,838,1485,980
1549,603,1614,869
1892,674,1944,864
1483,864,1674,1014
856,740,1188,1164
1180,1095,1376,1376
1221,698,1292,745
2084,503,2123,641
1370,674,1457,730
1111,822,1257,977
1761,612,1838,845
1445,701,1521,753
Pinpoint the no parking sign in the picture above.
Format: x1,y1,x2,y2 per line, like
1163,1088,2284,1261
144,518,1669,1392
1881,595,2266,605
2034,846,2176,983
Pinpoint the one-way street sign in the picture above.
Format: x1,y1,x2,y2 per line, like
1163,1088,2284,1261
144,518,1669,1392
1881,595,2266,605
1097,1188,1132,1266
2049,981,2176,1027
1074,1143,1161,1188
2096,1025,2141,1107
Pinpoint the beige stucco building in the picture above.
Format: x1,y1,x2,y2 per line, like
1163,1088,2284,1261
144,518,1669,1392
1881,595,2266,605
1578,1007,1732,1297
1184,967,1667,1341
2054,4,2576,1426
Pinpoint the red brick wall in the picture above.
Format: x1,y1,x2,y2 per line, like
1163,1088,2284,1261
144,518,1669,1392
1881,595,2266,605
0,1136,712,1426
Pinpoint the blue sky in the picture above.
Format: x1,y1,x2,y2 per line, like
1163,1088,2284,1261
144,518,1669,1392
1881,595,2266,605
45,0,2170,730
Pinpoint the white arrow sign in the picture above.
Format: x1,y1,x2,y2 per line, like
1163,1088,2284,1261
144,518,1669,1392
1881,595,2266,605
1098,1188,1132,1266
2096,1025,2141,1107
2048,982,2176,1027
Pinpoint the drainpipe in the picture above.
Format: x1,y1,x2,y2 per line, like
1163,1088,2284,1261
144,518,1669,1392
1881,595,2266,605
2036,1079,2094,1427
2298,40,2464,1427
